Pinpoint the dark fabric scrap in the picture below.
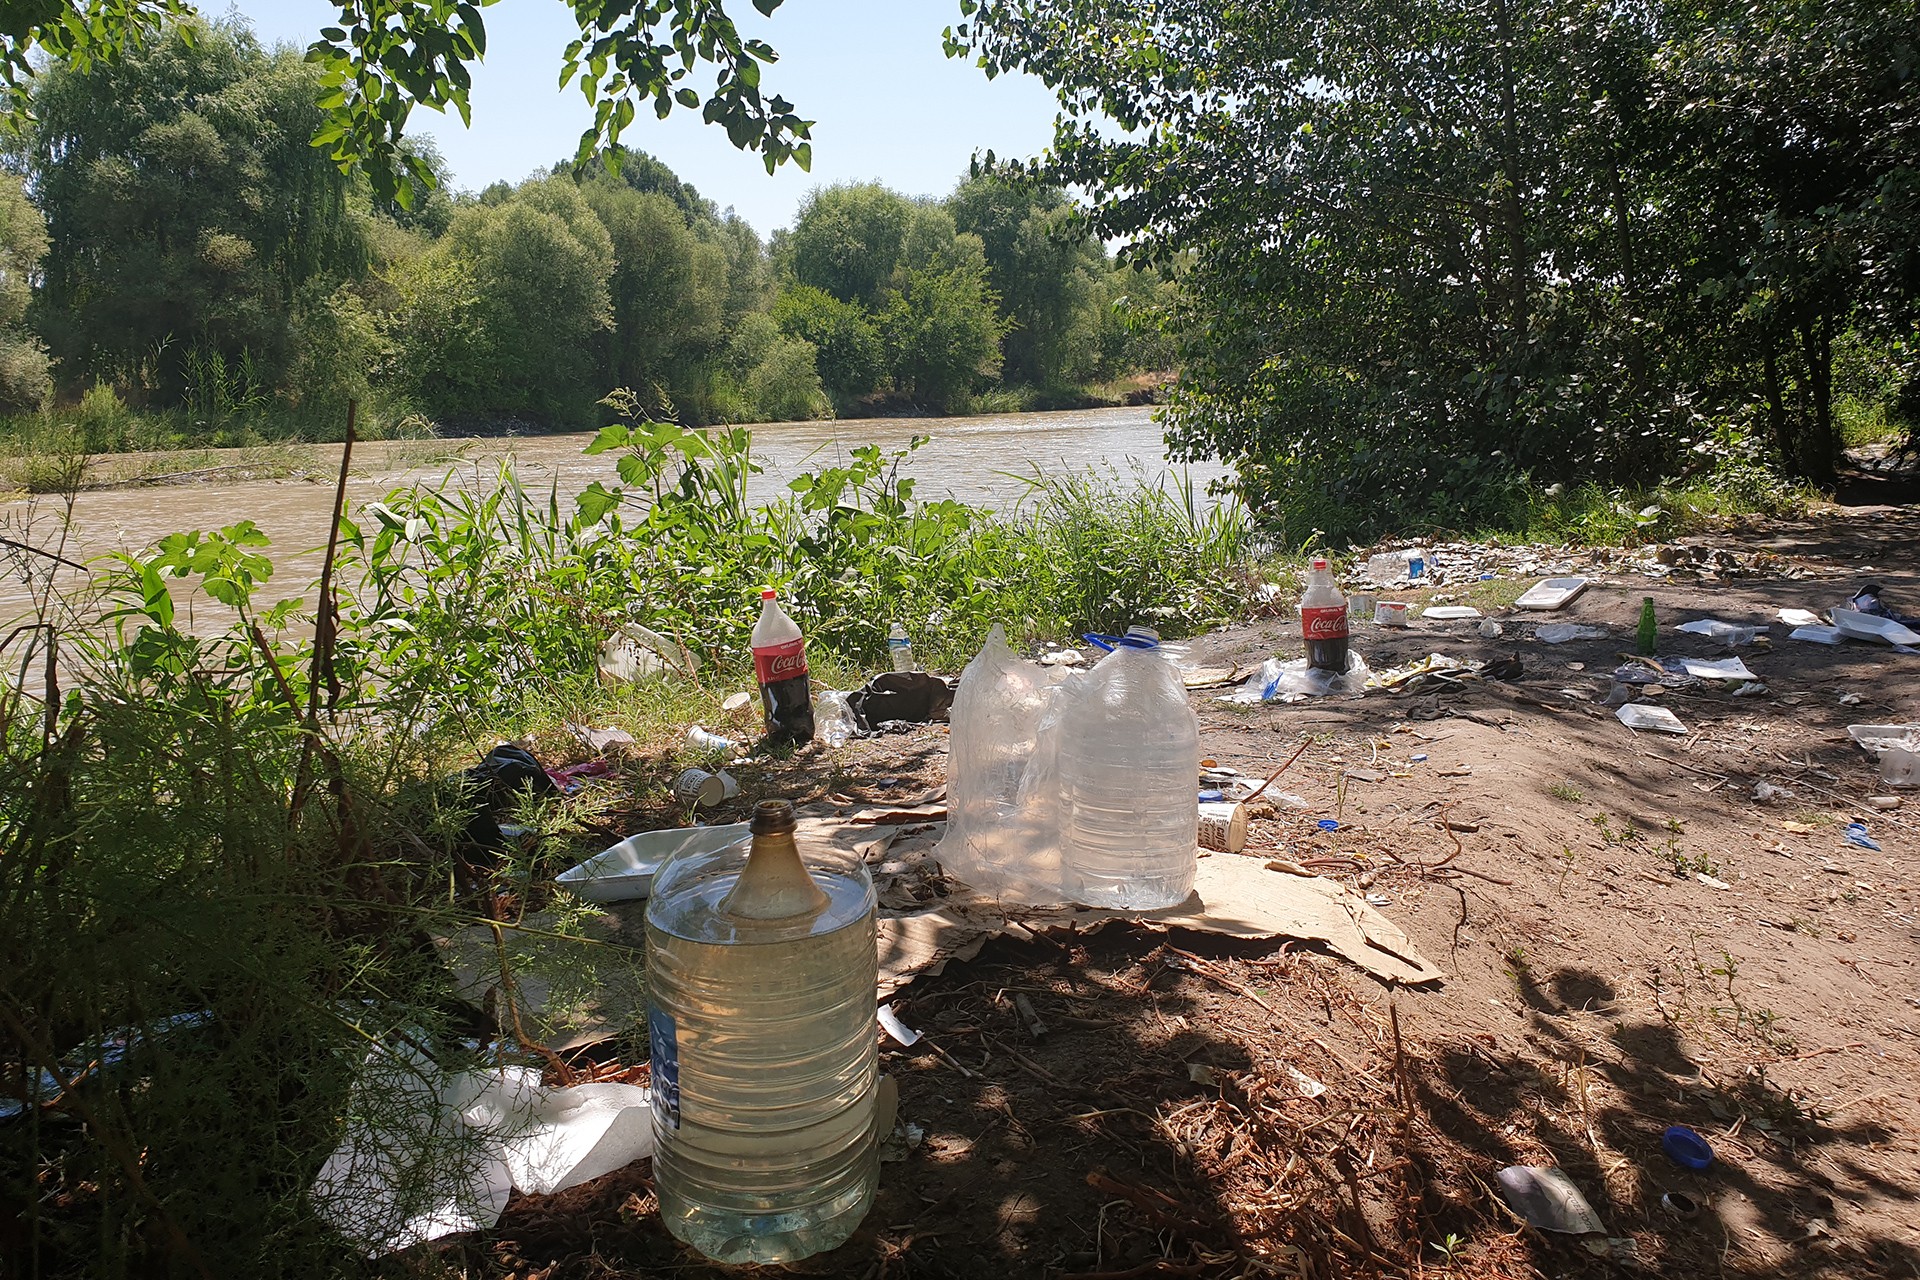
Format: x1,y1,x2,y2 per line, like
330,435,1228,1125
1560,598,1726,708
847,671,957,732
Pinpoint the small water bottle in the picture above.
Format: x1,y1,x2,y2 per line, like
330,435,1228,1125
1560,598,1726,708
887,622,916,672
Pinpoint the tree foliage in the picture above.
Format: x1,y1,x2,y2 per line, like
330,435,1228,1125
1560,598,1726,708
955,0,1920,538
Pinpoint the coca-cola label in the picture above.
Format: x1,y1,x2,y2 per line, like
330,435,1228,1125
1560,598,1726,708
1302,605,1349,641
753,636,808,684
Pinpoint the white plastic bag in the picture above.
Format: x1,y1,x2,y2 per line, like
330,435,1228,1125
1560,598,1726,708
936,626,1073,903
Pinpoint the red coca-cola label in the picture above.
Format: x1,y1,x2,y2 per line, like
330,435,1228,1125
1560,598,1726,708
753,636,808,684
1302,605,1349,641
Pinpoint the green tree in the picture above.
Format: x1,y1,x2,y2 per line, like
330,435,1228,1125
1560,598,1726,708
582,181,728,406
0,170,50,413
879,233,1009,413
949,173,1107,388
436,179,615,422
25,18,367,402
789,182,914,304
770,283,884,405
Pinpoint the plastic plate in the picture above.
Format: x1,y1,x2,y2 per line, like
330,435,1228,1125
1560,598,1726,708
555,823,750,903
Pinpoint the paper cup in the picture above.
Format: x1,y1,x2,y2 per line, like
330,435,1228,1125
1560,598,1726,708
1198,800,1248,853
1350,593,1376,622
674,768,726,808
1375,601,1410,628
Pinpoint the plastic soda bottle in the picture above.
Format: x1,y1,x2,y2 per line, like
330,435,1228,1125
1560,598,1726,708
751,589,814,746
1301,557,1351,671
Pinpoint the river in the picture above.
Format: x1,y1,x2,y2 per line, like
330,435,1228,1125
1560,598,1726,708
0,405,1234,628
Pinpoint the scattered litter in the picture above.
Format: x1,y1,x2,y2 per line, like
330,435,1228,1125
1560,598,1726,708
1753,781,1795,803
1847,724,1919,753
815,689,857,747
1617,703,1687,735
877,1004,922,1047
1661,1191,1700,1219
1865,796,1902,810
1661,1124,1714,1170
1678,619,1765,645
596,623,699,682
1198,800,1249,852
1317,819,1340,832
1366,892,1393,906
1843,822,1882,851
555,824,750,902
1423,605,1484,620
1516,576,1589,610
1881,747,1918,788
1778,608,1824,627
686,725,741,754
1187,1063,1220,1086
1838,693,1864,706
1220,653,1373,703
1696,873,1731,890
1495,1166,1606,1234
1780,820,1818,834
1039,647,1085,667
1367,652,1500,694
1678,655,1757,682
672,767,738,808
0,1012,214,1122
720,691,755,713
1791,625,1843,645
311,1043,654,1256
1410,753,1428,762
1478,619,1505,639
1832,608,1920,647
565,723,636,752
1731,681,1768,697
1374,601,1410,627
1285,1065,1328,1099
1536,623,1610,643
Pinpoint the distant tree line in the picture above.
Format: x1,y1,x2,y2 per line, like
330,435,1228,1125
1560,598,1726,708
0,16,1172,433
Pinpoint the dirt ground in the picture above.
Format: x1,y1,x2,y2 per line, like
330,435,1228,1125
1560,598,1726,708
484,502,1920,1280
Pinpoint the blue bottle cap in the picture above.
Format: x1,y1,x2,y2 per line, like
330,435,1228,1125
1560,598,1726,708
1317,819,1340,832
1661,1125,1713,1170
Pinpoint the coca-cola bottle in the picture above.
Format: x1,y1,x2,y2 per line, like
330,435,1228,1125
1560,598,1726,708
751,588,815,746
1300,557,1350,672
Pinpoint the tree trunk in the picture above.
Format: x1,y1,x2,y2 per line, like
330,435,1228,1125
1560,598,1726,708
1492,0,1529,357
1799,314,1836,483
1761,332,1790,466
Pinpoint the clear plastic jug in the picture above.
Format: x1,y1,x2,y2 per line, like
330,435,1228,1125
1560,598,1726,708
1057,634,1200,909
645,800,878,1263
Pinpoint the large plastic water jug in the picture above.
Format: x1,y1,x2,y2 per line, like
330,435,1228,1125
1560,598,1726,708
645,800,878,1262
1057,634,1200,908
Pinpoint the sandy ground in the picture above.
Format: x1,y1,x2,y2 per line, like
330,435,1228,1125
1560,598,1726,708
483,503,1920,1280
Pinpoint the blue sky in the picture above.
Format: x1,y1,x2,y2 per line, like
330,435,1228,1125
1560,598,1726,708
228,0,1062,236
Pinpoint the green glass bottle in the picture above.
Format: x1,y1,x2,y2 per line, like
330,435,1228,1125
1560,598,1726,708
1636,597,1657,655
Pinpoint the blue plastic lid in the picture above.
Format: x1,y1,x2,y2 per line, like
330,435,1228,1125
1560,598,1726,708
1317,819,1340,832
1084,632,1159,652
1199,789,1224,803
1661,1125,1714,1170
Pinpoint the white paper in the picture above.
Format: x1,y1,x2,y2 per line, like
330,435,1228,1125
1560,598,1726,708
876,1004,923,1047
1616,703,1687,734
1778,608,1823,627
1679,656,1756,681
312,1045,654,1256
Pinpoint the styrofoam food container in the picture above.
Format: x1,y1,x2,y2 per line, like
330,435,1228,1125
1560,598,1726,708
555,823,750,902
1832,608,1920,647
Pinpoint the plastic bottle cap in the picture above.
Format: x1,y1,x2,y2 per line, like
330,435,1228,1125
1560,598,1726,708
1661,1125,1714,1170
761,588,777,600
1311,557,1329,571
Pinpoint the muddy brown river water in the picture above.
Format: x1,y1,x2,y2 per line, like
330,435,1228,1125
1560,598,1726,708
0,405,1233,629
